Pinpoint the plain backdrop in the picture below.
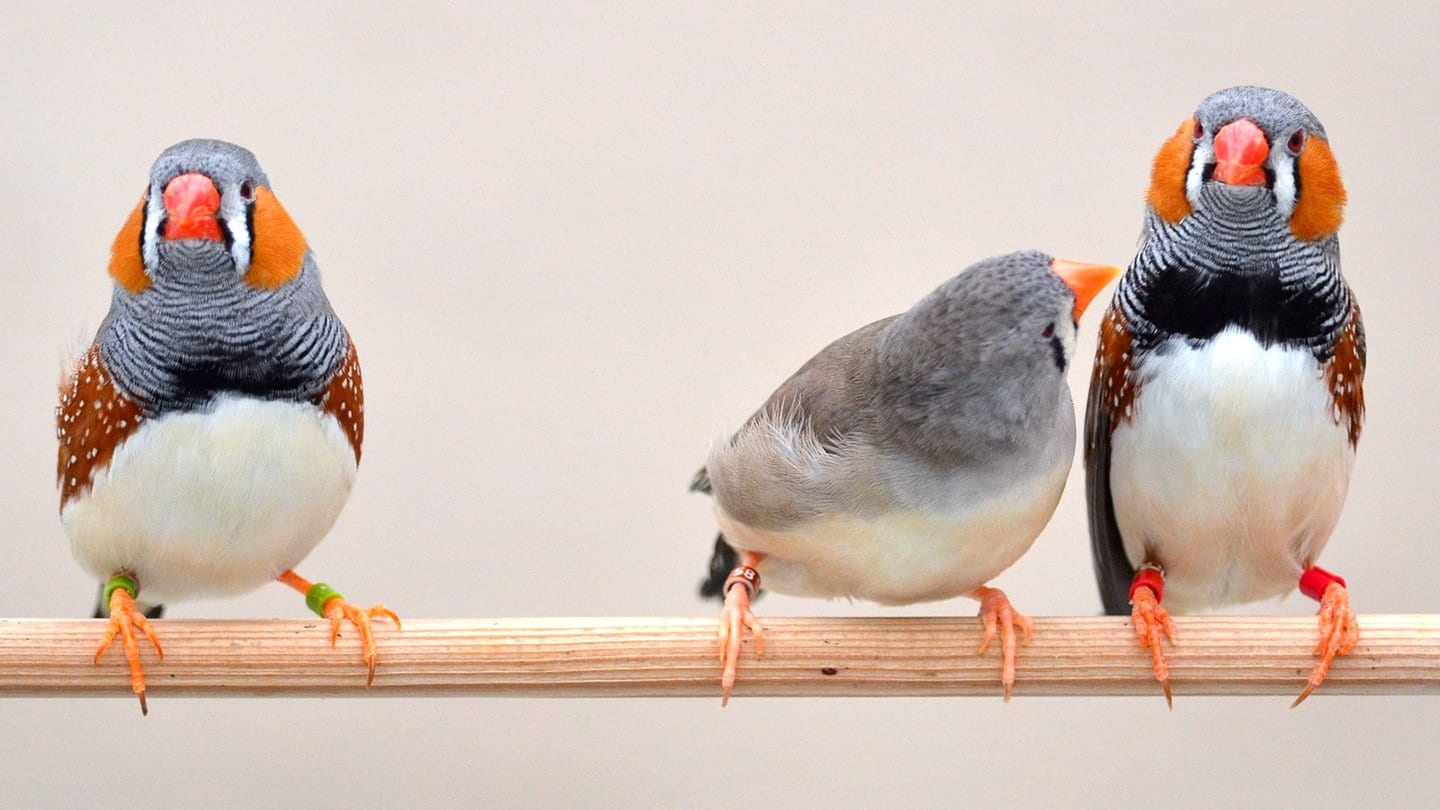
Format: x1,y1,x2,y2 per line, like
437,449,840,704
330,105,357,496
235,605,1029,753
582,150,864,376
2,3,1437,807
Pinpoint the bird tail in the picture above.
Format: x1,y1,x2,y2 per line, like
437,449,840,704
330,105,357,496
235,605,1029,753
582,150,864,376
91,583,164,620
698,534,743,601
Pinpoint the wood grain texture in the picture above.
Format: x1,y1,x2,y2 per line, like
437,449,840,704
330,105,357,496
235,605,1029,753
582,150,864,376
1,616,1437,700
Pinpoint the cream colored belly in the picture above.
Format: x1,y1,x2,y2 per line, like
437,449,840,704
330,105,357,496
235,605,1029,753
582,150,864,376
62,395,357,603
1109,330,1354,611
716,461,1069,605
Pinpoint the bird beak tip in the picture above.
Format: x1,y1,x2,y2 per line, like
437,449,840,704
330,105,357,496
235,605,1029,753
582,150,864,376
1052,259,1123,320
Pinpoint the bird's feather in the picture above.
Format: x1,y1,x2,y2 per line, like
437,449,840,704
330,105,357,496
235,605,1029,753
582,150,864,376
1085,307,1138,615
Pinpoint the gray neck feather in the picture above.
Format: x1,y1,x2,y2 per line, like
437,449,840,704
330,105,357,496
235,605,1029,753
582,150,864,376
98,242,347,414
1119,185,1348,357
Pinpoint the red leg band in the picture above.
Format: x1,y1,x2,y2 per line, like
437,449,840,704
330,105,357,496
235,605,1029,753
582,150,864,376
724,566,760,600
1299,566,1346,602
1128,563,1165,603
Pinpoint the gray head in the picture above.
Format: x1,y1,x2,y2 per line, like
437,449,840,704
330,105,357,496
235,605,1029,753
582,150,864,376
109,138,309,293
1196,86,1326,141
874,250,1118,458
1148,86,1345,240
99,139,343,413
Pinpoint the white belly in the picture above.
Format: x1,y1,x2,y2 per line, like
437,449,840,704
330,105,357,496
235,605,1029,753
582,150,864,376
62,395,357,603
716,460,1069,605
1109,329,1354,611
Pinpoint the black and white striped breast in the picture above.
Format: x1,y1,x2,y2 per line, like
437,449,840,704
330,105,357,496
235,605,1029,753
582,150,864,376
98,242,347,416
1116,185,1349,361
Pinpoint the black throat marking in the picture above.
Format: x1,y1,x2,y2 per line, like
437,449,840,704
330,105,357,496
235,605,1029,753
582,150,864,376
1048,334,1067,372
1133,260,1337,353
1119,194,1349,361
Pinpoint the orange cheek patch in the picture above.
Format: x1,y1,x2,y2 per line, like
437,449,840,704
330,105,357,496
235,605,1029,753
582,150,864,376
244,186,308,289
1146,118,1196,224
1290,137,1346,241
107,196,151,294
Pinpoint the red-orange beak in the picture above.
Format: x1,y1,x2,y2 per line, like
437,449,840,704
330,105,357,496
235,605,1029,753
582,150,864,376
1212,118,1269,187
161,173,224,241
1052,259,1122,321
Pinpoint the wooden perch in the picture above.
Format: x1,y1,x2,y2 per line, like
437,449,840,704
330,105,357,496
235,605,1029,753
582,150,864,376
0,616,1437,699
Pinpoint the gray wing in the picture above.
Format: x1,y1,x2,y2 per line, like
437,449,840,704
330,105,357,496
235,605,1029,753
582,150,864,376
692,316,895,529
692,315,895,491
746,316,896,442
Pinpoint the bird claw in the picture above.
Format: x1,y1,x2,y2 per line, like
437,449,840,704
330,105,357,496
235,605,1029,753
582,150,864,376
94,587,163,715
973,586,1033,701
717,586,763,707
1293,583,1359,707
1130,585,1176,707
323,599,401,686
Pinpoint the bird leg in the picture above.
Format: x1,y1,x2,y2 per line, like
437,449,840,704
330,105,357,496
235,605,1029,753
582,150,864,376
1293,567,1359,707
93,574,163,715
971,586,1033,701
1128,563,1176,707
277,569,400,686
717,552,765,706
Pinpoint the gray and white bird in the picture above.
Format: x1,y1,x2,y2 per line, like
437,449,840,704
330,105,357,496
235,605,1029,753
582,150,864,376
1085,86,1363,705
694,250,1120,703
57,139,397,713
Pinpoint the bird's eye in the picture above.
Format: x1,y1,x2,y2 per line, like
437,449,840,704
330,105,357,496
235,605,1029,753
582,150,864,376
1041,322,1056,339
1192,119,1204,139
239,181,255,201
1287,130,1306,155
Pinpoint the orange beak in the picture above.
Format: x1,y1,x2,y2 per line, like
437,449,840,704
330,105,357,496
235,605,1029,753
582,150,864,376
161,173,224,241
1052,259,1122,321
1212,118,1269,187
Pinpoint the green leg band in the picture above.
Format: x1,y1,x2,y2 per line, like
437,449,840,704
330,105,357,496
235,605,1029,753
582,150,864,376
102,574,139,607
305,582,345,617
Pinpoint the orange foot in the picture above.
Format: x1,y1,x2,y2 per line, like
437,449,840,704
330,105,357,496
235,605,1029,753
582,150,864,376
94,581,163,715
1293,582,1359,707
322,598,401,686
1131,585,1176,707
717,573,764,707
277,569,400,686
972,586,1034,701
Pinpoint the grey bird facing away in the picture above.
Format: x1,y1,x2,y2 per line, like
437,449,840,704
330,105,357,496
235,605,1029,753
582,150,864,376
57,139,398,714
694,250,1121,704
1086,86,1362,707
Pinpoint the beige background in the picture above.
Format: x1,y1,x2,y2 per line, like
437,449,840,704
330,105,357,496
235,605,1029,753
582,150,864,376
2,3,1437,807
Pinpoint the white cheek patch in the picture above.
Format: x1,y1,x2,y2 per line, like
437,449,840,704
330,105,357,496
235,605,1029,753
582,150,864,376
1059,300,1078,363
1271,152,1298,218
1185,140,1212,206
141,184,165,272
219,187,252,274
